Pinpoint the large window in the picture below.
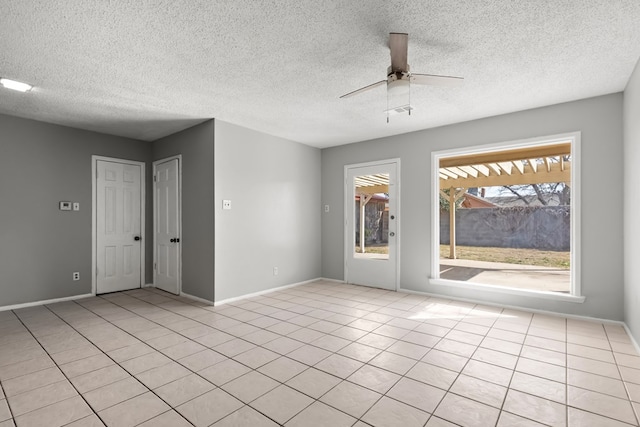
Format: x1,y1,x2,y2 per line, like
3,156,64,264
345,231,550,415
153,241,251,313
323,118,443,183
430,133,582,302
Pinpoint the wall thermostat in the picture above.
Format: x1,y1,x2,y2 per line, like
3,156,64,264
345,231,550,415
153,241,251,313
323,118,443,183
59,201,72,211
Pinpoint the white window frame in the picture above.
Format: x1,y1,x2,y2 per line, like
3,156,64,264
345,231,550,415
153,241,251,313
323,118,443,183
430,132,584,303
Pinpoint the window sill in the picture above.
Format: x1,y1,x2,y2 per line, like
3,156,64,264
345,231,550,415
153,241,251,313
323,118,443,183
428,278,586,303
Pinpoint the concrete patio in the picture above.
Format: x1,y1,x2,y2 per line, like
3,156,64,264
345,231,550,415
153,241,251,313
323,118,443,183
439,258,570,293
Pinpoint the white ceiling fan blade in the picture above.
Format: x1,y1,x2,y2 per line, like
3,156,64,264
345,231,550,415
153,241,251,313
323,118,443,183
411,73,464,87
339,80,386,98
389,32,408,72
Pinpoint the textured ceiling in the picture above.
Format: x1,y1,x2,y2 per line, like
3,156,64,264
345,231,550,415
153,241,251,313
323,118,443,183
1,1,640,148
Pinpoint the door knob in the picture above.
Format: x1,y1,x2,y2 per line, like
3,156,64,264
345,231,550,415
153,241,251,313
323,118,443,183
134,236,141,241
389,232,395,237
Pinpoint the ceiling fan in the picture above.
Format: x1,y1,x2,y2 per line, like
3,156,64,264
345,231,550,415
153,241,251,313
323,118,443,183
340,33,463,118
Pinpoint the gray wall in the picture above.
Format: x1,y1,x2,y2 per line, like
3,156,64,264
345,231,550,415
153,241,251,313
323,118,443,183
322,94,624,320
153,120,215,302
214,120,321,302
624,59,640,342
0,114,152,306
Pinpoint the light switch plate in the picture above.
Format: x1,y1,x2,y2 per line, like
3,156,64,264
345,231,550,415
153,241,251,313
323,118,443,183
222,200,232,210
59,201,72,211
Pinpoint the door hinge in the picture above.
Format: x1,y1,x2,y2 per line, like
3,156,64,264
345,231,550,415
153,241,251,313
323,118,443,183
154,262,157,270
153,174,157,182
95,267,99,276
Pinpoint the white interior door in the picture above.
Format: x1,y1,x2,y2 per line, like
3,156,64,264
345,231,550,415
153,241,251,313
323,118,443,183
345,160,399,290
154,158,180,294
96,160,142,294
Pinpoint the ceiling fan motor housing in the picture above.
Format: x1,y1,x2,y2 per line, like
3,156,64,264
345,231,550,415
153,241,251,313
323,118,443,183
339,33,463,108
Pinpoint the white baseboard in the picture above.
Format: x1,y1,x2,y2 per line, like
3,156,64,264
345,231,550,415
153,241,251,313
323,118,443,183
317,277,346,284
622,324,640,355
180,291,214,305
0,293,94,312
214,278,322,306
143,283,154,288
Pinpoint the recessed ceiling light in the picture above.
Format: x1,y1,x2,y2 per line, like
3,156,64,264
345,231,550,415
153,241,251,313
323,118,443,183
0,78,33,92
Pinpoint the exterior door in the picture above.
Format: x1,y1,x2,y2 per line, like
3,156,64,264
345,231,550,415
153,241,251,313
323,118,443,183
345,160,399,290
154,158,180,294
96,160,142,294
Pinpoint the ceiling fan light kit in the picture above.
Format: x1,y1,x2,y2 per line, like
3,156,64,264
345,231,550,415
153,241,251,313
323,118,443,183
387,76,410,95
340,32,463,122
386,75,412,122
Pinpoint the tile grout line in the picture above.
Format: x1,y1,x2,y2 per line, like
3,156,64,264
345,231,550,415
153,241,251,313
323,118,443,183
431,304,499,425
494,309,538,426
40,302,197,427
418,302,493,426
119,287,448,424
565,321,640,426
148,285,637,425
604,324,640,426
0,380,15,426
123,288,400,425
9,307,111,426
89,291,290,426
86,297,291,426
5,282,639,427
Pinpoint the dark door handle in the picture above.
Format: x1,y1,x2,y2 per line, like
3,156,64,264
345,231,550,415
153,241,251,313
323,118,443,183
134,236,141,241
170,238,175,243
170,238,180,243
175,238,180,243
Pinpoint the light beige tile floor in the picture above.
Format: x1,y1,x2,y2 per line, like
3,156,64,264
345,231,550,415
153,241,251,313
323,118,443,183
1,280,640,426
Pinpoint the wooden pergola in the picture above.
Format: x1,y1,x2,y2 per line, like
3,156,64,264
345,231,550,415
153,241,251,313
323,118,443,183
355,174,389,254
439,142,571,259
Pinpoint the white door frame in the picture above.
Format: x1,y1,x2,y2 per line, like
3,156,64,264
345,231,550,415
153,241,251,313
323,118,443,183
91,155,146,295
344,158,401,291
153,155,182,294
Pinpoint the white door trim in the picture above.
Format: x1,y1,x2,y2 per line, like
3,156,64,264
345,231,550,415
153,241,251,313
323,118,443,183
344,158,401,291
153,155,182,294
91,155,146,296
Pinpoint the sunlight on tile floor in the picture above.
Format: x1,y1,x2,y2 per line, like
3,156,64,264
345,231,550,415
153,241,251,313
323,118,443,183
1,280,639,426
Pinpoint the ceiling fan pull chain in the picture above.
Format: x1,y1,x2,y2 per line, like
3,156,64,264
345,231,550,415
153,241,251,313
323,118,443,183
387,89,390,123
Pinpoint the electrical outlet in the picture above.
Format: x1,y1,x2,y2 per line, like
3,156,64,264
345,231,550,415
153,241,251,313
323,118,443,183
73,202,80,211
73,272,80,281
273,267,278,276
222,200,232,210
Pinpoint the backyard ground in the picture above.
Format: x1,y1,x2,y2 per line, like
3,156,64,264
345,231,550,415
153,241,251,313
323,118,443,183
440,245,570,269
358,244,570,269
